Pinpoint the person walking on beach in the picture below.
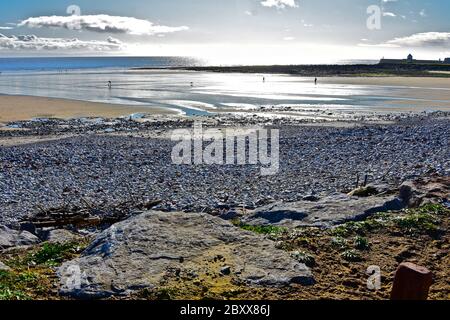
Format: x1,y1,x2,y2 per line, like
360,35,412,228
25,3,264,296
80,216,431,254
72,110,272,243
314,78,318,85
108,81,112,89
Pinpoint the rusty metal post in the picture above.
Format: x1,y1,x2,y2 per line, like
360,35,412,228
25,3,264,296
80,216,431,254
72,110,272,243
391,262,433,300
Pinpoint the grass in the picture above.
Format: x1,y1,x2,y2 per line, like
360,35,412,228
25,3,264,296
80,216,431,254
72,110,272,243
330,204,447,238
291,251,316,267
28,242,84,266
0,240,89,300
331,236,349,250
231,220,287,236
0,269,52,300
354,236,370,251
341,250,363,262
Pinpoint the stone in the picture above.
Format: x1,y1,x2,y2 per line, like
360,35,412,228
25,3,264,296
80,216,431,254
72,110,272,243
219,210,240,221
399,176,449,208
45,229,83,244
0,226,40,249
243,193,405,228
58,211,313,298
0,261,11,271
220,266,231,276
391,262,433,300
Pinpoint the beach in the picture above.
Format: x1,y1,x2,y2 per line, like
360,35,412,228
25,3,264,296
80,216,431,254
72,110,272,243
0,72,449,301
0,106,449,300
0,95,178,124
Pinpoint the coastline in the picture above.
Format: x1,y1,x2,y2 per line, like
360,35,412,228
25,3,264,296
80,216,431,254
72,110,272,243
0,95,178,124
1,74,450,125
176,63,450,77
0,111,448,300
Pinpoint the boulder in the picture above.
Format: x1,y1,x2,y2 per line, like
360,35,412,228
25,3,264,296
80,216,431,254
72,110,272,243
242,193,404,228
0,226,40,250
58,211,313,298
399,176,449,208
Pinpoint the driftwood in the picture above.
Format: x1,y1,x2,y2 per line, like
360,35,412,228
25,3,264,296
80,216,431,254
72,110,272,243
20,199,162,232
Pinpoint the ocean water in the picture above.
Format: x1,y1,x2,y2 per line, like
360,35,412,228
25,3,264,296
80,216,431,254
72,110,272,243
0,57,448,117
0,56,202,73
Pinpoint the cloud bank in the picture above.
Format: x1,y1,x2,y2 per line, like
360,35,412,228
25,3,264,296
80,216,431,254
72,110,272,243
260,0,298,9
18,14,189,36
386,32,450,47
0,33,124,51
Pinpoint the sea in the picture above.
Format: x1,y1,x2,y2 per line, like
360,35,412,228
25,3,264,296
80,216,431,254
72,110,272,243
0,56,447,116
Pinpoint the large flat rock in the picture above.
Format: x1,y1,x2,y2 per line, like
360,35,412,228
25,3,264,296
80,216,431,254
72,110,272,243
242,193,405,228
58,211,313,298
0,225,40,250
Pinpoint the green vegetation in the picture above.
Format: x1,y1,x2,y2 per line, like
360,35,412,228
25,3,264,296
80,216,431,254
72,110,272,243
232,220,287,236
330,204,447,238
291,251,316,267
28,242,84,266
0,269,51,300
0,240,89,300
354,236,370,251
331,236,349,250
341,250,362,262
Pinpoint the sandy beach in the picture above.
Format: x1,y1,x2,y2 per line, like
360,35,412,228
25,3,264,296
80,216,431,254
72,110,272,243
0,95,178,124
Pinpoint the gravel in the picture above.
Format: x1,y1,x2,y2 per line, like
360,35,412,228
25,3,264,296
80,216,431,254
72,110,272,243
0,113,448,225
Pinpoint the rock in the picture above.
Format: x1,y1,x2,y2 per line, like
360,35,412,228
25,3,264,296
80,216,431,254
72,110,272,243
45,229,83,244
391,263,433,300
243,193,405,228
219,210,240,221
0,261,11,271
58,211,313,298
399,176,449,208
0,226,40,249
220,266,231,276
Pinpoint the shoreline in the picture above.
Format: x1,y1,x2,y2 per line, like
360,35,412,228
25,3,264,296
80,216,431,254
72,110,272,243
0,94,178,124
172,63,450,78
0,106,448,300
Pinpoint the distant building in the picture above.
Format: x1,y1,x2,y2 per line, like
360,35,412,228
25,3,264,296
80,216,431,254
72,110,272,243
380,54,449,65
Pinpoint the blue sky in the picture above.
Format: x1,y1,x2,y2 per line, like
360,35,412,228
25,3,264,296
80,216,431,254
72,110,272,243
0,0,449,63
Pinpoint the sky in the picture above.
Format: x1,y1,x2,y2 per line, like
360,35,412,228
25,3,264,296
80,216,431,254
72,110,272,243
0,0,449,64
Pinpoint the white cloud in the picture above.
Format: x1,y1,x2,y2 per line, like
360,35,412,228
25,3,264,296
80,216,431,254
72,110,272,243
260,0,298,9
0,26,13,30
419,9,427,17
387,32,450,47
383,12,397,17
359,32,450,48
0,33,124,51
18,14,189,36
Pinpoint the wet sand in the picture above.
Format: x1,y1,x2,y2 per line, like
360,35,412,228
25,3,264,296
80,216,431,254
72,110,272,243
321,77,450,110
0,95,178,123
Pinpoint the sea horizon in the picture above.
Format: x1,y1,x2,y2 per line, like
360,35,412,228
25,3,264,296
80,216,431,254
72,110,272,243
0,56,380,74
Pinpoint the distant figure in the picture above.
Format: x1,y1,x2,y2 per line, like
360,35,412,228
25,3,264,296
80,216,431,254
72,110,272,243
314,78,318,85
108,81,112,89
263,77,266,83
190,82,194,87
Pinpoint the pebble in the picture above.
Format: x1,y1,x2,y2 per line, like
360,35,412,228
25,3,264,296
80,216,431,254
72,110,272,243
0,112,448,225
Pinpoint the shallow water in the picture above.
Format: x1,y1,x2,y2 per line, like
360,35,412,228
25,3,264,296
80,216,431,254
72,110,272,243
0,68,449,116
